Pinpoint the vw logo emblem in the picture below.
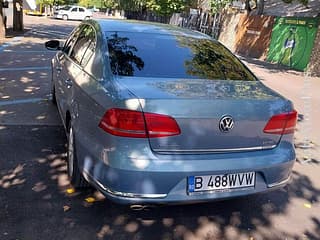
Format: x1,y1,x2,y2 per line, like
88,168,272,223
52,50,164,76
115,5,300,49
219,116,234,133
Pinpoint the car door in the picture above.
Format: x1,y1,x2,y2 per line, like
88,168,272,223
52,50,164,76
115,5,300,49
69,7,78,20
65,25,99,128
54,25,84,127
78,7,85,20
64,24,106,171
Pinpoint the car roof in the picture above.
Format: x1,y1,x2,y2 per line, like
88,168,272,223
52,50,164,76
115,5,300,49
95,19,212,39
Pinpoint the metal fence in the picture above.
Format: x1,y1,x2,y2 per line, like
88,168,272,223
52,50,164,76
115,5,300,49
124,10,223,40
169,11,223,39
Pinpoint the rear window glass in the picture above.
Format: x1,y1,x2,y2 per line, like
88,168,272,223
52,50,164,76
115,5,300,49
59,6,71,10
106,32,256,81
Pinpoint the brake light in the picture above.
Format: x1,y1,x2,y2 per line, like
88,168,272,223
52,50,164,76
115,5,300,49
99,108,181,138
263,110,297,135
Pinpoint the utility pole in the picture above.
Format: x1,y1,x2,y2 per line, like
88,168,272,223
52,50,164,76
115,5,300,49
13,0,23,31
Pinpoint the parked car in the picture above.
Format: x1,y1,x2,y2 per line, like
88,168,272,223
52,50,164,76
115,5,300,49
45,19,297,205
54,6,92,21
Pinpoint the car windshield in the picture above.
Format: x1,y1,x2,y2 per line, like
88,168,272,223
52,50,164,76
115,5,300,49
106,32,256,81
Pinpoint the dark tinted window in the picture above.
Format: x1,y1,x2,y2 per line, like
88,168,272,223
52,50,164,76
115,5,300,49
60,6,71,10
70,25,96,66
106,32,255,81
63,26,84,55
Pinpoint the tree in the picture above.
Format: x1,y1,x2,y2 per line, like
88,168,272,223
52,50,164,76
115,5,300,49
103,0,118,9
0,0,5,39
36,0,54,6
115,0,195,16
78,0,90,7
210,0,231,14
13,0,23,31
146,0,187,16
117,0,147,12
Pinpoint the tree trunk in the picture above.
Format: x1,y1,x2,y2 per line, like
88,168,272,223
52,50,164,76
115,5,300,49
0,2,5,38
256,0,264,15
13,0,23,31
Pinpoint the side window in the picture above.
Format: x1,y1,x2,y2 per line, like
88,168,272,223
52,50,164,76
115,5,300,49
62,26,83,55
79,8,85,12
69,25,96,67
71,7,78,12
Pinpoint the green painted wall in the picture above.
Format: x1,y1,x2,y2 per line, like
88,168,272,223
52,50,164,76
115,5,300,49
267,17,319,71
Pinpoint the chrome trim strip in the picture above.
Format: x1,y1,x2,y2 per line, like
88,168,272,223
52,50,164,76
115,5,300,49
267,176,291,188
83,171,167,199
154,145,277,153
188,186,254,196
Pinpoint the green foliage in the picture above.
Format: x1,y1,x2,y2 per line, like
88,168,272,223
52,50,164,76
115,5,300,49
78,0,90,7
36,0,54,6
210,0,231,14
36,0,77,6
103,0,118,9
115,0,196,15
147,0,188,16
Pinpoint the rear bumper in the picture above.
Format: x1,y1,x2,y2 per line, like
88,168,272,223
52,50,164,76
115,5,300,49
78,139,295,205
84,171,292,205
54,14,63,19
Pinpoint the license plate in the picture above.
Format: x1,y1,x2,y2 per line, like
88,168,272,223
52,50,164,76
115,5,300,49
188,172,255,193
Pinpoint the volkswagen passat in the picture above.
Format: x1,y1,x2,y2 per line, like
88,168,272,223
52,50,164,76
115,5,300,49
45,19,297,204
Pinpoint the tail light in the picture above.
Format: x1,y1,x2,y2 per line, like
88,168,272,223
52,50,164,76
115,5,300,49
99,108,181,138
263,110,297,135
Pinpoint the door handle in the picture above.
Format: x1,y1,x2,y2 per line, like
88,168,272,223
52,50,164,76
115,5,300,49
64,78,73,88
56,66,62,73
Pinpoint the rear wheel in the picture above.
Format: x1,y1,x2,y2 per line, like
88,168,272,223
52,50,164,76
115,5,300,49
62,14,68,21
67,126,88,188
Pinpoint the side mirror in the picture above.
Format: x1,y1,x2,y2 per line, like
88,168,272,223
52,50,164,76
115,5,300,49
45,40,61,51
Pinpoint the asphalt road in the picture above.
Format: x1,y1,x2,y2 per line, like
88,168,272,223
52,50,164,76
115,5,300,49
0,16,319,240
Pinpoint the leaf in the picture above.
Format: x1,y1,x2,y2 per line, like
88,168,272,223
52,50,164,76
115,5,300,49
85,197,96,203
63,205,71,212
303,203,312,209
66,188,75,194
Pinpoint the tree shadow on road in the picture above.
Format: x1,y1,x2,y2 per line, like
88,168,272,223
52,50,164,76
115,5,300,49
1,124,319,240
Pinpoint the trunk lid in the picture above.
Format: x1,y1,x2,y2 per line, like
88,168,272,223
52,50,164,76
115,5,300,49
116,77,292,153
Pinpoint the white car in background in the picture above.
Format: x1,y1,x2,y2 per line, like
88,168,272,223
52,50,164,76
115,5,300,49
54,6,92,21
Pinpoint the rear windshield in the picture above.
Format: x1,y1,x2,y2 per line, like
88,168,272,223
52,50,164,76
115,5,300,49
106,32,256,81
59,6,71,10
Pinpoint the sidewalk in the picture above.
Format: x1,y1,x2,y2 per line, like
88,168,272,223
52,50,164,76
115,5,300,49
241,56,320,164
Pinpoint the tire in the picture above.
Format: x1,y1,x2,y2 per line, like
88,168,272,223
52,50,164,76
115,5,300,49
84,16,91,20
62,14,68,21
67,126,89,188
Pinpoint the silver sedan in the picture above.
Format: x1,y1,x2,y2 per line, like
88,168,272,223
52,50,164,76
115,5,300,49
45,19,297,204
